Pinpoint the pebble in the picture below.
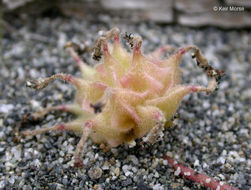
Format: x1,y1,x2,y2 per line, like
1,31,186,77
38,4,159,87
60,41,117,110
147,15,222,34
102,161,110,170
114,167,120,177
23,185,32,190
127,155,139,165
88,167,103,180
0,104,14,113
174,167,181,176
62,178,68,186
121,178,132,187
153,184,164,190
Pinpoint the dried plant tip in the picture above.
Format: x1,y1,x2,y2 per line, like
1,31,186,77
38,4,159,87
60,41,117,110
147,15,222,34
92,28,120,61
65,41,89,55
26,74,79,90
124,32,135,48
191,53,196,59
177,46,224,94
103,27,120,39
92,37,106,61
26,78,47,90
124,32,142,50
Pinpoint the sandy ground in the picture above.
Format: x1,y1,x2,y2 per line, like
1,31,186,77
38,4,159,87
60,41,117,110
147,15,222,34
1,15,250,189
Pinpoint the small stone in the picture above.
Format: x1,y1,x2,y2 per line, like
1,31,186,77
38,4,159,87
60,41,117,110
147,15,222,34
0,104,14,113
194,160,200,167
174,167,181,176
153,184,164,190
125,171,133,177
127,155,139,165
154,172,159,178
62,178,68,186
23,185,32,190
88,167,103,179
0,180,5,188
102,161,110,170
184,171,191,176
172,183,180,188
93,184,99,190
115,167,120,177
217,157,226,165
163,160,168,166
11,145,22,160
122,165,130,173
206,178,211,183
121,178,132,187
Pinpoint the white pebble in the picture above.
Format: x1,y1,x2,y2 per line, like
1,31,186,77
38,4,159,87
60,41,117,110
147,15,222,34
153,184,164,190
122,165,130,173
154,172,159,178
125,171,132,177
128,155,139,165
184,172,191,176
194,159,200,167
163,160,168,166
206,178,211,183
30,100,40,108
174,167,181,176
0,181,5,188
220,181,225,186
0,104,14,113
217,157,226,164
11,145,22,160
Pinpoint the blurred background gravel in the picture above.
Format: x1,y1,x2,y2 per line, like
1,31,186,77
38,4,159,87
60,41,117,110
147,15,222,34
1,1,251,189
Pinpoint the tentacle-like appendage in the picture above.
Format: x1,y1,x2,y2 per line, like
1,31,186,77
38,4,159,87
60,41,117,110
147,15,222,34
31,104,82,120
160,45,223,95
150,45,177,59
189,80,217,95
146,85,206,119
26,73,83,90
177,45,225,90
65,43,96,80
74,120,93,167
177,45,211,70
93,36,124,87
21,119,83,136
143,109,166,144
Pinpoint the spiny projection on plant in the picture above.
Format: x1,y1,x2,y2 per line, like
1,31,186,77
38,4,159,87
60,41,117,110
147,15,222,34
21,28,224,167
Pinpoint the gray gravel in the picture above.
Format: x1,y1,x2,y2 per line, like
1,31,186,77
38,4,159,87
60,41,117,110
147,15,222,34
1,14,251,190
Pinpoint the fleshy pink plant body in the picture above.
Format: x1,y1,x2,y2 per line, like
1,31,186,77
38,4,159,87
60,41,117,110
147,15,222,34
22,28,224,168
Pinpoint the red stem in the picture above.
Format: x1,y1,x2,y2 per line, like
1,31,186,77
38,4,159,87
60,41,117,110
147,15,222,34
163,154,238,190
